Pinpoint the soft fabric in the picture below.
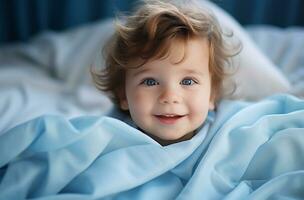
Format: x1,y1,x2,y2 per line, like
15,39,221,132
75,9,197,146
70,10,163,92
0,63,112,134
246,25,304,98
1,94,303,200
0,1,291,102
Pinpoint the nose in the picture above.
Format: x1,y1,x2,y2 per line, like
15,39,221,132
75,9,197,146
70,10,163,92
158,86,181,104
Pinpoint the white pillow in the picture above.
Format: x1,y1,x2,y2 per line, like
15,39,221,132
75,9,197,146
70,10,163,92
199,0,291,100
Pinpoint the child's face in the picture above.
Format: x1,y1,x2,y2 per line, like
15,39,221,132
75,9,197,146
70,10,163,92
120,37,214,145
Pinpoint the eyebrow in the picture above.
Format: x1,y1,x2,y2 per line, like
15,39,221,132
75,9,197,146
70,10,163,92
182,69,205,77
132,68,151,77
131,67,206,77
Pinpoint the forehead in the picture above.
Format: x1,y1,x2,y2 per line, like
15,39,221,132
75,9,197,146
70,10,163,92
128,37,210,74
166,37,209,66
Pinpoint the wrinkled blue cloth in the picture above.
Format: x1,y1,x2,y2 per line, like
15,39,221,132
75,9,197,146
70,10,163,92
0,94,304,200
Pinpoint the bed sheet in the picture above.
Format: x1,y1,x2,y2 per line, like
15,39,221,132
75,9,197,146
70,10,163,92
1,94,304,199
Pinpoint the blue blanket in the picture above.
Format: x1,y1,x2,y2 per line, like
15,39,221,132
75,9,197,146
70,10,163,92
1,94,304,200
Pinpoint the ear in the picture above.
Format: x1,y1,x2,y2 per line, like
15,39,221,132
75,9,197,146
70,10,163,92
120,99,129,110
117,88,129,110
209,100,215,110
209,92,215,110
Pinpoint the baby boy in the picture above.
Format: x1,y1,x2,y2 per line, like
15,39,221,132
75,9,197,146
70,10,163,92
91,0,237,145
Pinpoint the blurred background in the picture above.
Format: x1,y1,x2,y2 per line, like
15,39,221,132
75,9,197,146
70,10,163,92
0,0,303,45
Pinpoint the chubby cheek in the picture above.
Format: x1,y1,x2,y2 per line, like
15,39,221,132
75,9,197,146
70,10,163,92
128,90,153,120
187,95,211,123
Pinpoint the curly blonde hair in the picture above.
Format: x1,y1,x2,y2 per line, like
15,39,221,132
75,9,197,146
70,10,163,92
91,0,239,110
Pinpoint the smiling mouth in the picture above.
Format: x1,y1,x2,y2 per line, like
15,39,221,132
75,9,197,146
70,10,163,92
154,114,185,125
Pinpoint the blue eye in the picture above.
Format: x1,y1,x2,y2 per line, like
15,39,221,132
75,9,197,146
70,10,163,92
181,78,196,85
142,78,159,86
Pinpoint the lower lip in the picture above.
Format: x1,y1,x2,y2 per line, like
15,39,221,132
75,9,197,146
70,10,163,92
155,115,184,125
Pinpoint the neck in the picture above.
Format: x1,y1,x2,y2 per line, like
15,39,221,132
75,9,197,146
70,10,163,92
142,130,195,146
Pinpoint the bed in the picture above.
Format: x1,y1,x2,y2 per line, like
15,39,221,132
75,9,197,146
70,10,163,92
0,1,303,199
